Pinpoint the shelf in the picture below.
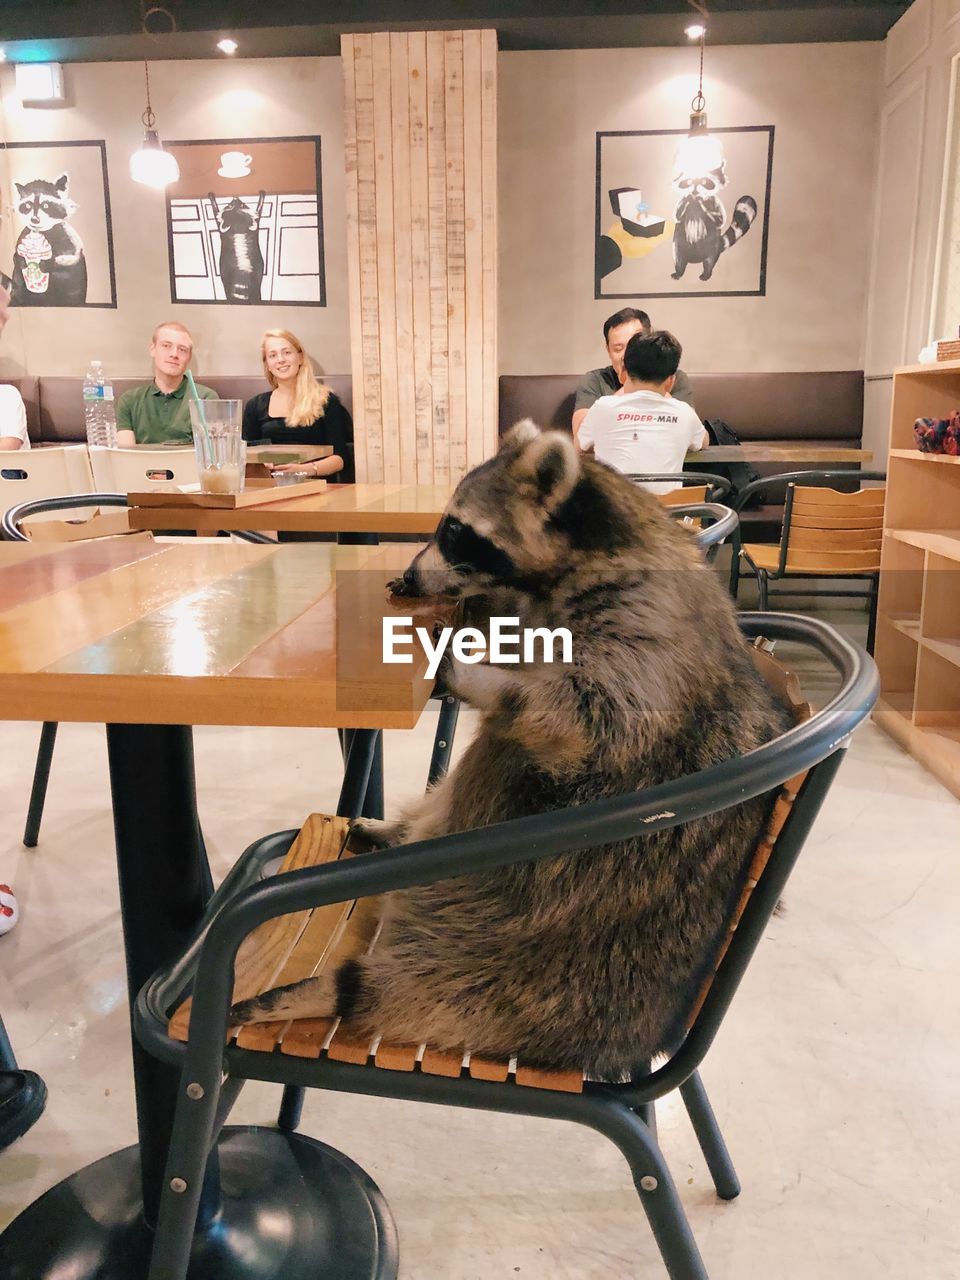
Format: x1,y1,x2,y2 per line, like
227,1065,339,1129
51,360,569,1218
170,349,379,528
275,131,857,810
882,613,921,642
889,449,960,465
921,636,960,670
877,690,915,719
873,699,960,800
885,529,960,559
893,358,960,376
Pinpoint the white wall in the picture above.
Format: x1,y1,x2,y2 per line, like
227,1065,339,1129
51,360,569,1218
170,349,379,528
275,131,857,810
498,42,883,375
862,0,960,462
0,56,348,380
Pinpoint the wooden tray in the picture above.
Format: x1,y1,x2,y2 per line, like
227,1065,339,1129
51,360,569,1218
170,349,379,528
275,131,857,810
128,477,329,510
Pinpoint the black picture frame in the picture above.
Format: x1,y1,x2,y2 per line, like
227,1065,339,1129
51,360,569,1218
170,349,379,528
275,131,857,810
163,135,325,307
0,138,118,309
595,126,775,301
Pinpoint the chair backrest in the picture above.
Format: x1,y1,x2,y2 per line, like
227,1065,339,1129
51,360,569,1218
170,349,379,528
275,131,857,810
780,484,885,574
0,445,96,522
89,446,199,492
658,485,707,507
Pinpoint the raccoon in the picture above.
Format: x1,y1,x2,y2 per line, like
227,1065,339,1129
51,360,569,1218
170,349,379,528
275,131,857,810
210,191,265,304
233,423,793,1076
672,191,757,283
10,174,88,307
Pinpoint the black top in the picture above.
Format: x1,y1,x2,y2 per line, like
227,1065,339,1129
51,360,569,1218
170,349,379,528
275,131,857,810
242,390,355,483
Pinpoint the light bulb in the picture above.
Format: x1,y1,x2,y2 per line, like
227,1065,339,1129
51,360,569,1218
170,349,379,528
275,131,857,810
685,24,706,40
217,38,238,54
130,131,180,189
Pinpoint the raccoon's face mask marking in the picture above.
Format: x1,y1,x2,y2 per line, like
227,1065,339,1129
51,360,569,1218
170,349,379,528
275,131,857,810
398,422,582,598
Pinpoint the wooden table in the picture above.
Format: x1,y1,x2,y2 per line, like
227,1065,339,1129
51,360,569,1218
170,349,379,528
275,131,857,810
686,445,873,464
0,538,448,1279
128,481,454,536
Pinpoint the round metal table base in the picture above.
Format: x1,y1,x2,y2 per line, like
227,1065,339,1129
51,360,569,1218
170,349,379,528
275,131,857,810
0,1126,399,1280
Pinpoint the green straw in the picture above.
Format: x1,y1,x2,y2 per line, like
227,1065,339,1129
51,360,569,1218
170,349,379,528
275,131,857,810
185,369,213,459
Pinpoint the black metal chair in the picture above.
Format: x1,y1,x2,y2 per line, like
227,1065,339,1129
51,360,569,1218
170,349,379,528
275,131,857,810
2,493,276,848
628,472,733,504
135,613,878,1280
729,473,886,654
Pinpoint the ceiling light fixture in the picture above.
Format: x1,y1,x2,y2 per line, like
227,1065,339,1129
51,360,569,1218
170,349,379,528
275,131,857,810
674,5,723,179
217,38,238,55
130,4,179,190
685,23,705,40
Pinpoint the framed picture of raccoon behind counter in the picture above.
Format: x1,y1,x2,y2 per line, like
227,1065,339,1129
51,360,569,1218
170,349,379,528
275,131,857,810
0,139,117,307
163,136,325,305
595,125,774,300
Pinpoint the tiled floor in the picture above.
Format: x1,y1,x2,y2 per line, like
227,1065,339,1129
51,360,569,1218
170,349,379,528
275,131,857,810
1,609,958,1278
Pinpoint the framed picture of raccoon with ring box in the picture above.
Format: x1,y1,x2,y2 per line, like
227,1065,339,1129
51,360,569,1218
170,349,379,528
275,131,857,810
0,139,118,308
162,136,325,305
595,125,774,300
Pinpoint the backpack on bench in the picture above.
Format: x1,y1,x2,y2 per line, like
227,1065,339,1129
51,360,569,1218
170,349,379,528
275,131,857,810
700,418,767,510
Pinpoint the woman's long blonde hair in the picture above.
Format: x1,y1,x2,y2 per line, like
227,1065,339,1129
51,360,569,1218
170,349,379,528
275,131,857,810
261,329,331,427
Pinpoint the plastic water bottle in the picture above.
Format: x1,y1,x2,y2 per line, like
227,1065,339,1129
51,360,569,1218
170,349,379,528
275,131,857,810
82,360,118,448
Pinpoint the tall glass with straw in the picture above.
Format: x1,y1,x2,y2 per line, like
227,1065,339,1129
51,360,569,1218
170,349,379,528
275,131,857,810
186,372,244,495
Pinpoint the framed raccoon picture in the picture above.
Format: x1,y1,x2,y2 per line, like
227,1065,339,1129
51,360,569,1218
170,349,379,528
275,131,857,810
0,139,117,308
163,136,325,305
595,126,774,300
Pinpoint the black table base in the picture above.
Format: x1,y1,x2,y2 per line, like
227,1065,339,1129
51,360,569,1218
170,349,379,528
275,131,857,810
0,1126,398,1279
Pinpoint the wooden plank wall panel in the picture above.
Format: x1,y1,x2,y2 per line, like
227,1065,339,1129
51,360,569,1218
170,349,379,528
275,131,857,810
407,32,434,483
462,30,485,471
444,32,468,480
426,30,451,485
342,30,497,484
390,32,417,485
480,30,499,457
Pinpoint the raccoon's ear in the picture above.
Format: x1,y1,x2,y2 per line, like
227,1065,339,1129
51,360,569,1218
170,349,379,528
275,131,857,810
54,174,69,193
14,183,27,198
511,430,580,509
500,418,542,452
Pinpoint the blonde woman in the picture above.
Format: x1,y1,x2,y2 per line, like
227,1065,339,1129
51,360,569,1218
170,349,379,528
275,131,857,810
242,330,354,481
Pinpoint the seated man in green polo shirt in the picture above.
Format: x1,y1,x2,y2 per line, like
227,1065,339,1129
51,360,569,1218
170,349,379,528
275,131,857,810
571,307,695,439
116,320,217,446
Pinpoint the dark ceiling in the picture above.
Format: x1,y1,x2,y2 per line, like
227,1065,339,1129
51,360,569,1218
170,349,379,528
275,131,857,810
0,1,911,61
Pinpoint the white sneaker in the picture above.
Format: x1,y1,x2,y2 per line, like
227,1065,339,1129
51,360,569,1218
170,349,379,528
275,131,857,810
0,884,19,936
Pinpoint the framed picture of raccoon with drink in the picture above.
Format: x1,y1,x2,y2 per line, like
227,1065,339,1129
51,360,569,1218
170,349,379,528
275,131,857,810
595,125,774,300
0,139,118,308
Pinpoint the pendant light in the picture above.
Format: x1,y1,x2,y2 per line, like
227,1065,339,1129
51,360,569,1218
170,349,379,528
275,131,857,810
130,59,180,189
674,11,724,179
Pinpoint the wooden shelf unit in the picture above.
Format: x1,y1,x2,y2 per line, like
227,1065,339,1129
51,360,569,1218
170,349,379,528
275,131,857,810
874,359,960,799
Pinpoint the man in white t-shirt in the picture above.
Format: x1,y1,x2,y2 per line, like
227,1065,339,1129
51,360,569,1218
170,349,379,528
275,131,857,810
575,330,707,493
0,383,30,451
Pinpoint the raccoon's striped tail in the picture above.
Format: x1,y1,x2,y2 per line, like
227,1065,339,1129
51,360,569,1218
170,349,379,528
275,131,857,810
721,196,758,251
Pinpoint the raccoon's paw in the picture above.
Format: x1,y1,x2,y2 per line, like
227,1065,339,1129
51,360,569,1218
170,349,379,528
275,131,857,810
386,574,423,598
346,817,402,854
230,974,337,1026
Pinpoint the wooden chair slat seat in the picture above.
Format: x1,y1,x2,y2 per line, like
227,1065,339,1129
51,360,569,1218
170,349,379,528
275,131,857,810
743,544,882,574
169,644,809,1101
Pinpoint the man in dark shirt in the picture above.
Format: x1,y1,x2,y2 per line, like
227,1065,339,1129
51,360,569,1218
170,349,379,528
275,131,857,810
116,321,217,446
572,307,695,438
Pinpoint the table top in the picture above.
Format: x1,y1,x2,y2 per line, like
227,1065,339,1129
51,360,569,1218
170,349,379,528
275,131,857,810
686,445,872,463
0,539,452,729
128,482,455,534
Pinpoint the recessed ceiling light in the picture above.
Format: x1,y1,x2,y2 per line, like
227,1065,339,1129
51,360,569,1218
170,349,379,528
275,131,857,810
685,23,706,39
217,38,238,55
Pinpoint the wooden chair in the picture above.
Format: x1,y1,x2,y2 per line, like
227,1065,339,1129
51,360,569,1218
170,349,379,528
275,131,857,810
136,614,878,1280
627,472,732,506
739,478,886,653
0,445,95,522
88,445,199,493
